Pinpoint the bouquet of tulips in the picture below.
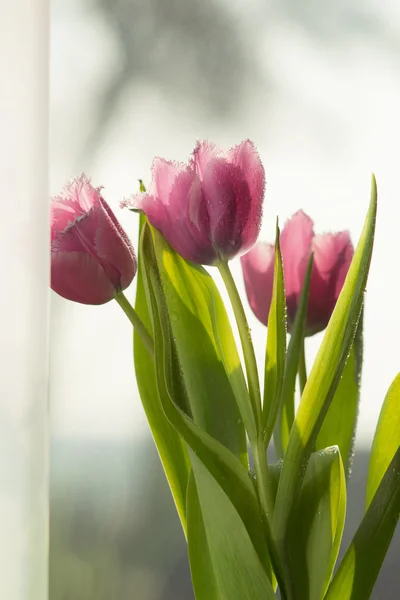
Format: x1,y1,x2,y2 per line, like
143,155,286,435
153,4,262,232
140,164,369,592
50,139,399,600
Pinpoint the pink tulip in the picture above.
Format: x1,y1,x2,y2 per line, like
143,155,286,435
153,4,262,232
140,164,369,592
51,175,137,305
241,211,354,336
123,139,265,265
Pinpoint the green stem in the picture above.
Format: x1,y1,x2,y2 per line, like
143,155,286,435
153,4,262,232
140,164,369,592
115,291,154,357
218,262,285,590
252,439,275,524
298,338,307,395
253,438,289,600
218,261,262,424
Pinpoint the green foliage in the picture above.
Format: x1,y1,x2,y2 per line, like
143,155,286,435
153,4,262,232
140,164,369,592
151,228,248,464
189,454,276,600
326,448,400,600
140,224,273,593
134,216,190,529
274,255,313,458
263,224,287,443
316,311,364,475
187,472,221,600
272,177,377,584
287,447,346,600
366,373,400,509
130,175,400,599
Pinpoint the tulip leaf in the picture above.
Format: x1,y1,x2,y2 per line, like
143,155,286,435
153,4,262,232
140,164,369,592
316,310,363,475
134,216,190,530
187,472,221,600
325,447,400,600
263,223,287,442
272,176,377,579
366,373,400,510
268,460,283,503
190,453,276,600
273,255,313,458
141,223,272,579
151,228,251,462
287,446,346,600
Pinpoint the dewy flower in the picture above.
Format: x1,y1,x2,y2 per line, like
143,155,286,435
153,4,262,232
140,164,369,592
123,139,265,265
241,210,354,336
51,175,137,305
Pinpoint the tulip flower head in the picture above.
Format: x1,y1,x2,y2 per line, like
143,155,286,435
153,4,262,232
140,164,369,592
51,175,137,305
123,139,265,265
241,211,354,336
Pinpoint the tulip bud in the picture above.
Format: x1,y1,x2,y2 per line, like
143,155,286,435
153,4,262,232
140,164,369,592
241,211,354,336
123,139,265,265
51,175,137,305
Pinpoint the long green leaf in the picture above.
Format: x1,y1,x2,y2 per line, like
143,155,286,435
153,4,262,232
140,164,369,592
272,176,377,586
316,311,364,475
187,472,222,600
366,373,400,509
274,255,313,458
325,447,400,600
134,216,190,529
191,454,276,600
152,229,249,463
141,224,272,579
268,460,283,501
287,446,346,600
263,223,287,442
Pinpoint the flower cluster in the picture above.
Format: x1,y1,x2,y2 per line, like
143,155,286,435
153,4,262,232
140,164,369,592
51,140,352,334
49,140,397,600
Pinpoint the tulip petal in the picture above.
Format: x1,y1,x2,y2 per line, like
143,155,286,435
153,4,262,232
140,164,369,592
331,232,353,300
71,175,100,211
57,174,99,213
52,209,121,290
51,250,115,305
306,231,354,334
241,243,275,326
203,157,252,259
166,168,215,264
150,157,186,200
96,200,137,290
126,159,180,232
227,140,265,253
281,211,314,318
51,201,78,241
51,175,101,241
192,140,221,180
242,209,353,337
51,176,137,304
52,211,96,255
136,161,215,264
129,139,265,265
131,158,190,226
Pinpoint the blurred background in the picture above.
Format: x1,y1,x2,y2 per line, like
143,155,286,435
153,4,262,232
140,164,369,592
49,1,400,598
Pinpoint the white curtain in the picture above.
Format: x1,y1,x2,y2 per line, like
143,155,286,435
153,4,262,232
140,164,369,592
0,2,49,600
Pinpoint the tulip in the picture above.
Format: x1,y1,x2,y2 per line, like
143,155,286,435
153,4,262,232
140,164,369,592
51,175,137,305
241,211,354,336
123,139,265,265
